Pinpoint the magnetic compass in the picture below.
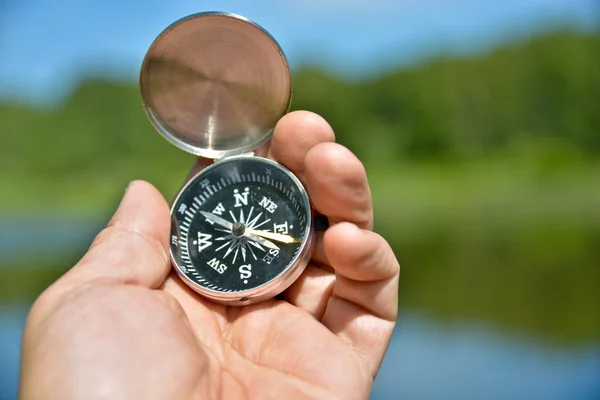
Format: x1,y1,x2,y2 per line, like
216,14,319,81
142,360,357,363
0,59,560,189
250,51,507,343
139,12,322,305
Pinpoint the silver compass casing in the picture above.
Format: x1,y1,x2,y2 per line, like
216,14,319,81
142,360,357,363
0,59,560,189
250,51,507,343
170,155,315,306
140,12,315,305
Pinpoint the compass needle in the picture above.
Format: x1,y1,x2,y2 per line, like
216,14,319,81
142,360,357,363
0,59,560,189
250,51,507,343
248,241,265,251
200,211,233,229
245,233,279,251
247,228,301,244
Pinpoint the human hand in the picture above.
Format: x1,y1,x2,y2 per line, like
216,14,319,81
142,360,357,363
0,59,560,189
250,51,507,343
19,111,400,400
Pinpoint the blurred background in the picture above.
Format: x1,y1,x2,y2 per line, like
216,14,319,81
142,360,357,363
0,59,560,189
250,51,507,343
1,0,599,398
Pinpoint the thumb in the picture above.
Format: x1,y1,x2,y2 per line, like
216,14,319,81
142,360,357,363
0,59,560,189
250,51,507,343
67,180,172,288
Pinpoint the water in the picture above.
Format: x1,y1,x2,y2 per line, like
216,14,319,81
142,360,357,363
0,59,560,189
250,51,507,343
0,216,104,264
1,304,598,400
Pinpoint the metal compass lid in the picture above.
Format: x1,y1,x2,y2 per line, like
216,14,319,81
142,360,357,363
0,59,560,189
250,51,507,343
140,12,292,158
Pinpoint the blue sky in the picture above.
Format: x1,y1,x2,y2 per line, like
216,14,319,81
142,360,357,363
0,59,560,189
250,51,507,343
0,0,597,105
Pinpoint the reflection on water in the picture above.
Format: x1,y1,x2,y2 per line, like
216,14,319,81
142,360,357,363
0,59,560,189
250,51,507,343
374,315,600,399
0,216,103,262
1,304,598,400
0,305,28,400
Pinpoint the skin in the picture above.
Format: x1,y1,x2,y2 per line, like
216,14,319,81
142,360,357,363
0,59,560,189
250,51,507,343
19,111,400,400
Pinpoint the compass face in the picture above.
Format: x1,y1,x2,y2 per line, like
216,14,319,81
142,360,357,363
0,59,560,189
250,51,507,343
170,156,312,303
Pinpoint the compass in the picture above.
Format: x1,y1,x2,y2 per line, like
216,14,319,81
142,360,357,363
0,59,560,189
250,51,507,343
139,12,321,305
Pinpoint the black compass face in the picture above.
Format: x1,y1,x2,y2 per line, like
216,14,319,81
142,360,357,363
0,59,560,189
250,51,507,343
170,156,311,295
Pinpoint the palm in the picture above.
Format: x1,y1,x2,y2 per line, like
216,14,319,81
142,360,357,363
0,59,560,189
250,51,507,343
162,275,369,399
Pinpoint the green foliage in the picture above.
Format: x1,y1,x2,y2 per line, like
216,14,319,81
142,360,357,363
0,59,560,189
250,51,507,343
291,30,600,162
370,162,600,344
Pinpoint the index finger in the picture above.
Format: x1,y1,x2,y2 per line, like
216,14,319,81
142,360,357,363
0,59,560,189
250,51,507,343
179,110,334,195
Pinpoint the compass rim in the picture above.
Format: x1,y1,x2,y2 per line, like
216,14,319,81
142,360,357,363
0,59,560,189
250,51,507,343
168,156,313,305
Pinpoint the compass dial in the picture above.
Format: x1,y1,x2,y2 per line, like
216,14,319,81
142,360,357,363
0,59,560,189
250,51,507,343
170,155,313,304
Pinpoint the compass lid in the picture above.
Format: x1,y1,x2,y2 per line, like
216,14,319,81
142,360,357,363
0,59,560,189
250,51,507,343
140,12,292,158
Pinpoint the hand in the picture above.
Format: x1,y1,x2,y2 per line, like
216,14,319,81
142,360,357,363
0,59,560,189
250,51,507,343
19,111,400,400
